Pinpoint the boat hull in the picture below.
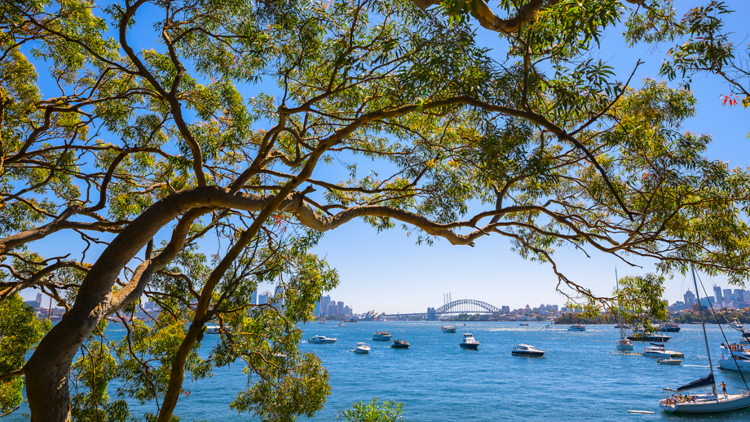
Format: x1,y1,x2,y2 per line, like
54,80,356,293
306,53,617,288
661,394,750,413
460,343,479,350
441,327,456,333
719,358,750,373
628,334,671,343
616,344,634,351
512,350,544,357
391,344,409,349
657,327,681,333
354,348,369,354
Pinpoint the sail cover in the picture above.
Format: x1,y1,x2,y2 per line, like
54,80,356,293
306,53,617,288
677,374,714,392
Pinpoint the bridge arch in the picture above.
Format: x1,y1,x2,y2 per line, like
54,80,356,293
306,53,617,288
433,299,501,317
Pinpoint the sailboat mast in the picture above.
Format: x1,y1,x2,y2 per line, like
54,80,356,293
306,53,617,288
691,266,717,395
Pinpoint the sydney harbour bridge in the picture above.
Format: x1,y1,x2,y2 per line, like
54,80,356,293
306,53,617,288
384,296,503,320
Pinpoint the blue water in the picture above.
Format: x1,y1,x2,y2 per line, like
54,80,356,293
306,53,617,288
8,322,750,421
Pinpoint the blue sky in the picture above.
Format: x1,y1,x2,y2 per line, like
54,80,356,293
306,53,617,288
16,1,750,315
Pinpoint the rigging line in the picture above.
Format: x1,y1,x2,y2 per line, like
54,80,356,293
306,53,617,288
695,271,750,391
691,266,717,396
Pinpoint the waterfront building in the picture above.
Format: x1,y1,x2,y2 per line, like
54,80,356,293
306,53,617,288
320,295,331,316
683,289,695,306
258,291,271,305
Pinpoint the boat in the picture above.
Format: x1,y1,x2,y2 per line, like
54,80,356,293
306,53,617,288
643,343,684,358
511,344,545,357
519,323,530,326
353,342,370,354
345,318,357,323
659,268,750,414
721,343,750,357
372,331,392,341
616,338,634,351
643,347,673,359
308,335,337,344
729,319,744,331
460,333,479,350
568,324,585,331
318,321,325,324
657,358,683,365
337,322,344,327
719,354,750,373
441,326,456,333
628,332,671,343
205,326,220,334
657,322,681,333
391,339,410,349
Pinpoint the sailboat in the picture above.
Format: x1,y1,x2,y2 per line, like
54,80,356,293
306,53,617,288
614,269,634,351
660,268,750,414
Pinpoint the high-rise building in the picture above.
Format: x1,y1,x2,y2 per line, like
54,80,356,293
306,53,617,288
327,301,337,316
724,289,733,302
684,290,696,306
344,306,352,315
337,301,345,315
714,286,723,304
258,291,271,305
313,301,320,316
320,295,331,316
250,290,257,305
501,306,510,313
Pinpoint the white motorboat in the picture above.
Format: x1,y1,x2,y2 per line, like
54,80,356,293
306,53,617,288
657,358,683,365
512,344,545,357
644,344,684,358
720,343,750,357
729,319,744,331
353,342,370,354
372,331,392,341
616,338,634,351
205,326,220,334
659,268,750,414
308,335,337,344
719,354,750,373
441,326,456,333
568,324,585,331
460,333,479,350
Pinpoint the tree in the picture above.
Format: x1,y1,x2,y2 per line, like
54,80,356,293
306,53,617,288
2,0,750,420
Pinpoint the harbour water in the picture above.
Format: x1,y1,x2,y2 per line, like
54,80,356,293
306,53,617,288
8,322,750,421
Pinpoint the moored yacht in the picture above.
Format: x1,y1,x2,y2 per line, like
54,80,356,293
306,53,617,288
729,319,744,331
628,331,671,343
643,344,684,358
353,342,370,354
391,339,410,349
568,324,585,331
441,326,456,333
372,331,392,341
616,338,634,351
656,322,681,333
719,354,750,373
512,344,545,357
720,343,750,357
308,335,337,344
205,326,220,334
460,333,479,350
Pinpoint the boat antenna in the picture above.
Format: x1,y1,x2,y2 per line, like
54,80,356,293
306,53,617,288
691,266,717,396
694,271,750,391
